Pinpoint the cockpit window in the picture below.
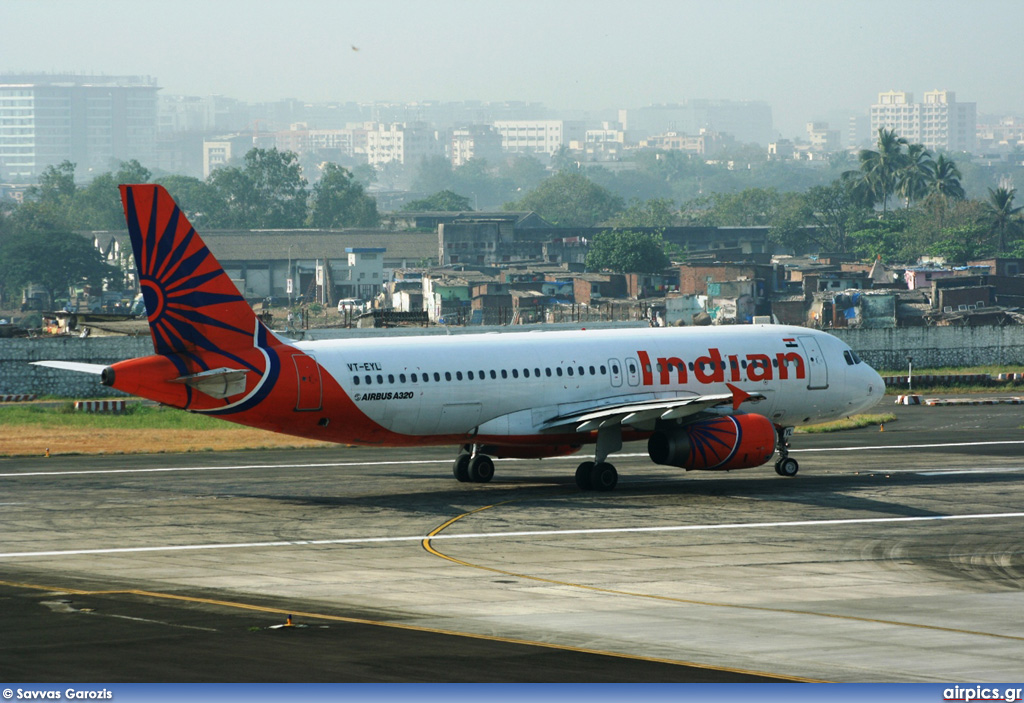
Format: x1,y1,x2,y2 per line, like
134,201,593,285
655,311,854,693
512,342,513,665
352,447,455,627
843,349,863,365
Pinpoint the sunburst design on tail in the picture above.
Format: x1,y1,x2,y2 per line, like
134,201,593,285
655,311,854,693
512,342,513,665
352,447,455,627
120,184,280,367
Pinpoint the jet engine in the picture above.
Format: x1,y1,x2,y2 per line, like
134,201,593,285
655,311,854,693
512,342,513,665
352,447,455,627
647,414,776,471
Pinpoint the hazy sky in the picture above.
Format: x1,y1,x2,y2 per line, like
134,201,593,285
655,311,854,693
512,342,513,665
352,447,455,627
6,0,1023,137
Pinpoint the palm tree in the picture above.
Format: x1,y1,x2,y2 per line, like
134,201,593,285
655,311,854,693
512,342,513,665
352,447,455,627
928,155,966,202
982,186,1023,253
897,143,934,208
852,128,908,216
924,154,966,232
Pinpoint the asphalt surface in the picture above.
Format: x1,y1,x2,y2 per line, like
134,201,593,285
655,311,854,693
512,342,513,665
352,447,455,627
1,399,1023,682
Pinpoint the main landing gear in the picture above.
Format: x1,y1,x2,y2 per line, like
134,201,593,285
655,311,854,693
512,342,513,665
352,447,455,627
774,425,799,477
452,446,494,484
575,425,622,492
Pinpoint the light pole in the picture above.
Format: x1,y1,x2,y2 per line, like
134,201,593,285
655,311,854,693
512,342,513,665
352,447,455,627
907,354,913,392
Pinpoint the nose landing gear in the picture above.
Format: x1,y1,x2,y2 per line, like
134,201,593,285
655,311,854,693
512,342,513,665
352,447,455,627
773,426,798,477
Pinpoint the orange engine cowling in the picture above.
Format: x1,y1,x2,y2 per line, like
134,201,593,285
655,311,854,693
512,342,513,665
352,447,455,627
647,414,777,471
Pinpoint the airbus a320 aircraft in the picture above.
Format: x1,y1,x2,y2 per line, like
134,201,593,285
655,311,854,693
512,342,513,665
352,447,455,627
38,185,884,491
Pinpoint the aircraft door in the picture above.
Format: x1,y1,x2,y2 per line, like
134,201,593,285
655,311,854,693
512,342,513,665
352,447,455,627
798,336,829,390
608,358,623,387
625,356,641,387
292,353,323,411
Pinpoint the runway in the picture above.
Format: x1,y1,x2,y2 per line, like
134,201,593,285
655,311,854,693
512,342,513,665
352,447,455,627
1,401,1023,682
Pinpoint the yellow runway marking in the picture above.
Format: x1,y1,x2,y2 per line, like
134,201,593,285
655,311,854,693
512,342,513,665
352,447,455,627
0,577,796,680
421,501,1024,645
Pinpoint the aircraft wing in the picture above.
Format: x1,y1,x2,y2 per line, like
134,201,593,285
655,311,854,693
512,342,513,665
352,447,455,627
540,383,765,433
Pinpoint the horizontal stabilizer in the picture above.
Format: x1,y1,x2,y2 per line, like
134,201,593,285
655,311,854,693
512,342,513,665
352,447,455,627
170,367,248,399
31,361,108,375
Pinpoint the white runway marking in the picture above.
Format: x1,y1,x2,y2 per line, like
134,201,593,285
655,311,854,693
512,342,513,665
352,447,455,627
2,512,1022,560
790,440,1024,452
6,440,1024,478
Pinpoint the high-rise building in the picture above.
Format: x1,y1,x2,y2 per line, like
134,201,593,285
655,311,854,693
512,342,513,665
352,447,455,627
0,73,159,182
869,90,976,153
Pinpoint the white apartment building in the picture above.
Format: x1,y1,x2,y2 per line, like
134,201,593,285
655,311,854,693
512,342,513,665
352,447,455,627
365,122,442,167
870,90,977,153
493,120,585,156
274,124,361,159
451,126,503,167
202,134,255,178
806,122,840,152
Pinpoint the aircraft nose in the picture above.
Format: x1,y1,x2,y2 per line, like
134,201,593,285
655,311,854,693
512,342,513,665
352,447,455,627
864,366,885,409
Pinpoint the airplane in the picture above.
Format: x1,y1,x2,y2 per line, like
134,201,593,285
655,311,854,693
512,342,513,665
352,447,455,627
36,184,885,491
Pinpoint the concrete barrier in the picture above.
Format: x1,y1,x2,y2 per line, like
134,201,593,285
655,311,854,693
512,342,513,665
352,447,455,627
924,397,1024,406
73,399,128,413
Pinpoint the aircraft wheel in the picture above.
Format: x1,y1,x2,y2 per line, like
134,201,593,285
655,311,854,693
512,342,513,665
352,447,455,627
468,454,495,483
575,461,595,490
453,453,471,482
775,457,799,477
590,462,618,492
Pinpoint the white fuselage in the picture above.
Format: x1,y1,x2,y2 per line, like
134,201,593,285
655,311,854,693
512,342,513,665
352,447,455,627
296,325,883,440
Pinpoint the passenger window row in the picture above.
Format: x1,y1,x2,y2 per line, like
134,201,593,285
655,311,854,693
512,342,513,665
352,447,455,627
352,364,610,387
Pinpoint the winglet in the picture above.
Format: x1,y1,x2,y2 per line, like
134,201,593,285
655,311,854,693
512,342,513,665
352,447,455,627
725,383,752,411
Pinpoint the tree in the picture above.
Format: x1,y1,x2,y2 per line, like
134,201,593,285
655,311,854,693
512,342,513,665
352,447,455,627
926,223,992,263
849,128,909,215
497,155,547,192
307,162,379,228
74,162,153,230
505,172,624,227
243,148,308,228
155,175,221,226
696,188,783,226
897,143,934,208
206,148,308,229
412,155,455,193
585,230,672,273
30,161,77,204
981,186,1023,253
607,198,678,228
924,154,966,232
401,190,473,212
0,228,117,303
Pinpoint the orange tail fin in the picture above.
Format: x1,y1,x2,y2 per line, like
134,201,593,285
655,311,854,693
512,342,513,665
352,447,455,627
119,184,280,356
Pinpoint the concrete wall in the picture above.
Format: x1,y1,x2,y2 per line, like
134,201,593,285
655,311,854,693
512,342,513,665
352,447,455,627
2,337,152,398
830,326,1024,371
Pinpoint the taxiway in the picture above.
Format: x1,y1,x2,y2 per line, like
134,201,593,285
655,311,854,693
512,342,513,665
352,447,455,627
1,401,1023,682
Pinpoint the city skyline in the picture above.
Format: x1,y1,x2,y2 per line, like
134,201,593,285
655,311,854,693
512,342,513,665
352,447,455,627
6,0,1023,138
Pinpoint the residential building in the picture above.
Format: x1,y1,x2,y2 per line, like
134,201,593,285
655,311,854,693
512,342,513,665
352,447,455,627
619,101,774,146
274,124,363,160
806,122,840,153
366,122,442,167
640,129,734,156
450,126,503,167
493,120,585,156
870,90,977,153
0,73,159,181
202,134,255,177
